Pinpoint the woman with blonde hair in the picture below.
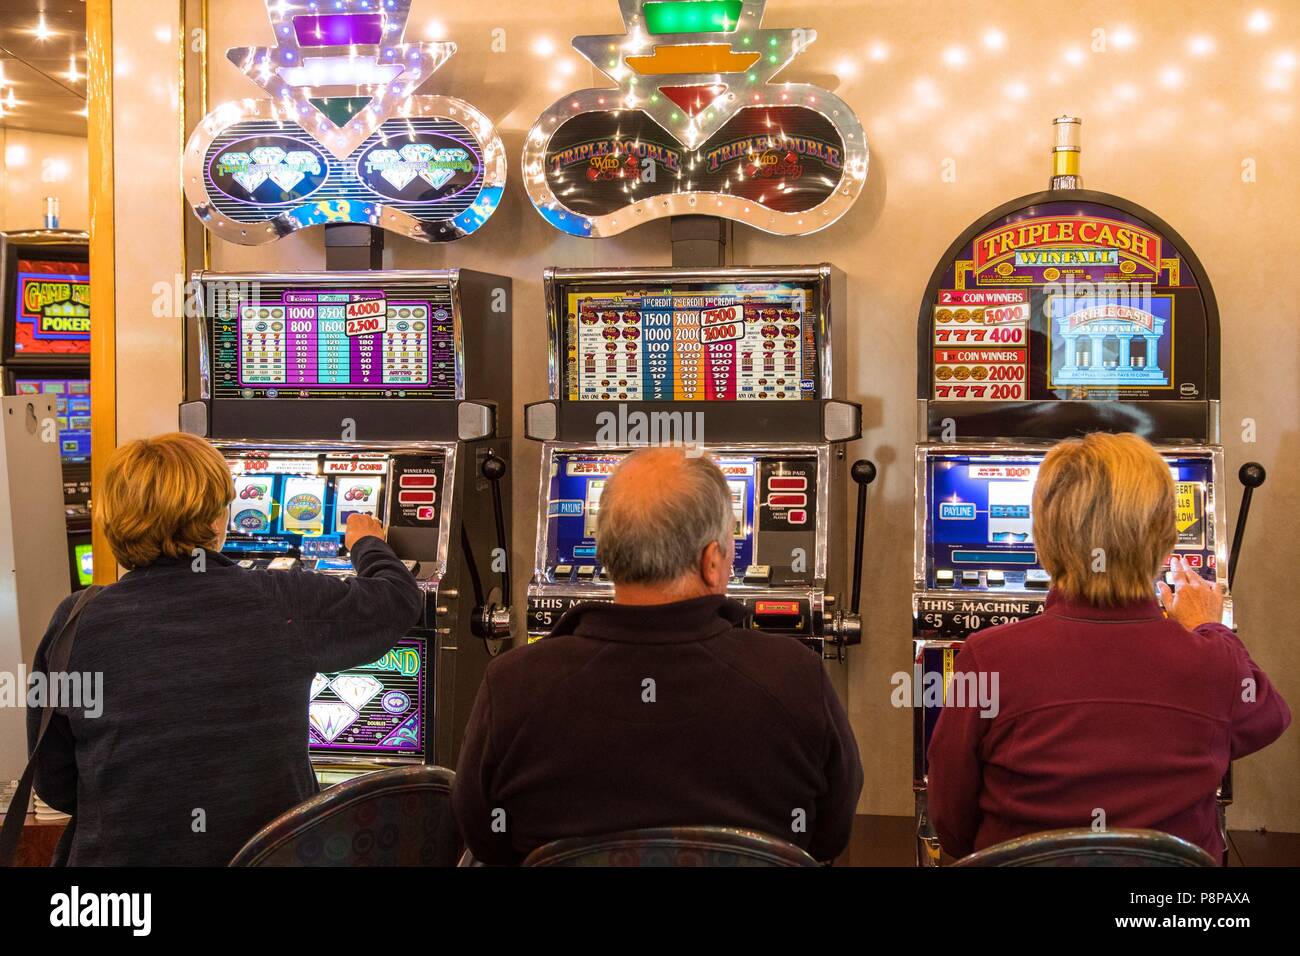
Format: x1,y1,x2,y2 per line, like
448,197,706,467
928,432,1289,862
26,432,421,865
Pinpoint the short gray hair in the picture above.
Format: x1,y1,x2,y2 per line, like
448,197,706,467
596,450,734,585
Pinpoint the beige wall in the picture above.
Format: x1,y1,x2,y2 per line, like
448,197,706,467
194,0,1300,829
0,129,88,231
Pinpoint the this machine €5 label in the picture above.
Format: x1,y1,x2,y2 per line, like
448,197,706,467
522,0,868,237
183,0,505,243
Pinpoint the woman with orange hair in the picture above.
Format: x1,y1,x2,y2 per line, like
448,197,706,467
927,432,1289,862
27,432,422,865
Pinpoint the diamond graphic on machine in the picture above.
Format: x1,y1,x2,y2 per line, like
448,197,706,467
183,0,506,243
309,701,360,743
329,674,384,711
522,0,868,237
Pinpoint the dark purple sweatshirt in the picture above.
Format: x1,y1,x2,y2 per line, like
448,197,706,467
928,592,1291,861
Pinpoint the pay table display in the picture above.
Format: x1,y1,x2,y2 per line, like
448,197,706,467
561,279,822,401
208,280,458,400
543,451,817,585
924,450,1218,593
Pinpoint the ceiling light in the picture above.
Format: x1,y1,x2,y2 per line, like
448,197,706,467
34,15,52,41
68,55,81,83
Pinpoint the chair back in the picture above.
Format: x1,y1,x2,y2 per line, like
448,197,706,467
229,765,461,867
952,828,1217,867
523,826,820,867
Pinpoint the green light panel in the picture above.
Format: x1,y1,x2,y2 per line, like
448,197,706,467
644,1,743,35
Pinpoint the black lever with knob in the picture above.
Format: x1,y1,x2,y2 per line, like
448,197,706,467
829,459,877,656
470,453,512,641
1228,462,1266,592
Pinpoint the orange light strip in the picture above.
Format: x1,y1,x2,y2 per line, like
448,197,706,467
87,0,116,584
626,44,760,76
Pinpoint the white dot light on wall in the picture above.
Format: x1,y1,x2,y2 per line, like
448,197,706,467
1159,66,1184,89
983,29,1006,52
1188,35,1216,57
1112,27,1137,50
1247,10,1272,34
5,144,29,166
1063,46,1086,66
532,36,556,58
942,46,968,68
868,41,890,63
424,20,446,39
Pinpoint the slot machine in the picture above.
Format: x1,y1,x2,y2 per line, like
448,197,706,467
179,1,514,777
0,229,93,591
524,267,870,657
517,1,876,658
911,117,1266,865
181,270,512,777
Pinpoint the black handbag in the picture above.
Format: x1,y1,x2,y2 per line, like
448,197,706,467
0,585,102,866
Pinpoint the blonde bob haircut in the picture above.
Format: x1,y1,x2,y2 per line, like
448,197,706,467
1032,432,1177,606
97,432,234,569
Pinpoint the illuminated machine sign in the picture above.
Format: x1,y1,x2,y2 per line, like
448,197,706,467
310,637,425,758
561,279,820,400
206,277,459,400
928,199,1206,402
522,0,868,237
183,0,505,243
11,259,91,355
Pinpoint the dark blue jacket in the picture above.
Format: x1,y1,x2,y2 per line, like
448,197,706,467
27,536,421,866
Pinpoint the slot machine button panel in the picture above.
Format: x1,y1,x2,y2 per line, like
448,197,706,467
986,570,1006,587
267,556,299,571
743,564,772,585
935,569,955,587
1025,570,1051,589
552,564,573,581
961,570,981,587
575,565,596,581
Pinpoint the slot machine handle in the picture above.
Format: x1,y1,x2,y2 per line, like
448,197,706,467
830,459,877,656
849,459,878,617
1227,462,1266,592
471,454,512,641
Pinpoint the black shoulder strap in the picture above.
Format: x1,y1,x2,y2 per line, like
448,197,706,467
0,585,103,866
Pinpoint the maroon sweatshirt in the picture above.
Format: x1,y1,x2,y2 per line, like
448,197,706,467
927,592,1290,861
452,595,862,864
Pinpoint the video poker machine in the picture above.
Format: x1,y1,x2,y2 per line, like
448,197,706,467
910,117,1266,865
0,230,93,591
180,270,513,777
524,267,872,658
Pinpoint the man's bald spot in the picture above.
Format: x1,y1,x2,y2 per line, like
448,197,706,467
604,447,696,513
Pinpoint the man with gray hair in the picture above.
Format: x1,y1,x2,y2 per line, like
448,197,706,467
453,448,862,864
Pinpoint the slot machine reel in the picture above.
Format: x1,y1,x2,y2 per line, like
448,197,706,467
827,459,877,660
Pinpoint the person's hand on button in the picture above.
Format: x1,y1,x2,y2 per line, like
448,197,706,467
1157,555,1224,630
344,513,386,551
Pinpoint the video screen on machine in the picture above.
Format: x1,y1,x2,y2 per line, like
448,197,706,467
7,258,91,357
310,637,425,760
207,280,458,400
925,452,1216,590
13,378,91,461
560,280,821,401
225,455,388,561
544,451,819,580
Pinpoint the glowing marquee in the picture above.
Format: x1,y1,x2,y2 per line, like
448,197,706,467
522,0,868,237
183,0,505,244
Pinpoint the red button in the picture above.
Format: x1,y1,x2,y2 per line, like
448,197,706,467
788,509,807,525
768,477,808,491
416,506,435,521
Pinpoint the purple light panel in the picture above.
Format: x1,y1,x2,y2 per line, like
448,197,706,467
293,13,383,47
